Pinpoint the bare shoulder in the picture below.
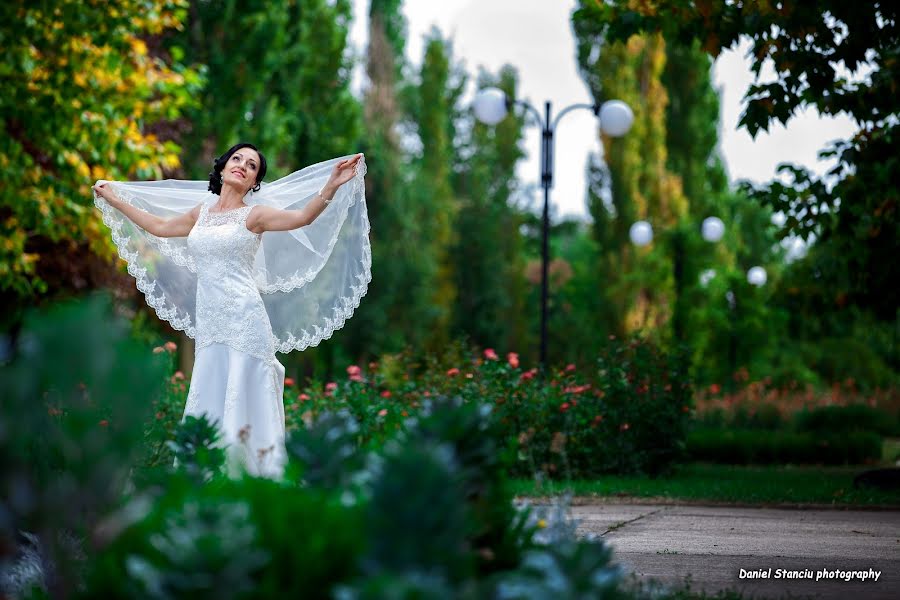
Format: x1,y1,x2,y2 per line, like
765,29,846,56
246,204,277,234
185,202,203,225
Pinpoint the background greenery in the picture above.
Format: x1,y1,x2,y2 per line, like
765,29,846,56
4,2,897,596
2,0,897,394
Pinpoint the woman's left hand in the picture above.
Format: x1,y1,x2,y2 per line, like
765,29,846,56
327,153,364,190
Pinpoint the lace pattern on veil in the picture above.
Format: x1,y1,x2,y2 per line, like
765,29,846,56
94,154,371,352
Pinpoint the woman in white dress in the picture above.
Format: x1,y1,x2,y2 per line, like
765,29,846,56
92,144,369,478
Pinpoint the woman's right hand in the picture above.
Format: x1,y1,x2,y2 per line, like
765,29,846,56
92,181,117,203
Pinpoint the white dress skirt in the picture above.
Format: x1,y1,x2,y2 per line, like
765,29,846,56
182,201,287,478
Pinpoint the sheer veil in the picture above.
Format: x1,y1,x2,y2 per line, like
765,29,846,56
93,154,370,353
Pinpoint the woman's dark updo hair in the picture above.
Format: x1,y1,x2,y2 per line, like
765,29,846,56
207,142,268,195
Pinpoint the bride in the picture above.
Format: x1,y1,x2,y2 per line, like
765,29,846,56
92,144,370,478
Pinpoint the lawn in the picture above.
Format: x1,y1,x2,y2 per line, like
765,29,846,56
512,463,900,506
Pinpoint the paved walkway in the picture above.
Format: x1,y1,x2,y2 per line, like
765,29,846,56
569,502,899,599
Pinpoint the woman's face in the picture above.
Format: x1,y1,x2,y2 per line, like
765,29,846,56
222,147,261,195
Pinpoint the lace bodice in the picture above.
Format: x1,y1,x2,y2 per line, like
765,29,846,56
186,202,277,362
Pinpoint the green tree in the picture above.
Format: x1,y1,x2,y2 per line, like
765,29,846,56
660,38,786,384
573,0,899,322
173,0,362,179
0,0,202,312
338,0,438,363
400,29,463,353
451,66,530,357
575,7,790,383
574,19,688,340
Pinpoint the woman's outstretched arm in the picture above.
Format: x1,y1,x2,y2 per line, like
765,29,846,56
245,182,337,234
245,153,363,234
93,182,201,238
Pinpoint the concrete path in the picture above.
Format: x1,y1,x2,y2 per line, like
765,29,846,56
570,502,899,599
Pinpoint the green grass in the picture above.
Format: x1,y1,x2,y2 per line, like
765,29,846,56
511,463,900,506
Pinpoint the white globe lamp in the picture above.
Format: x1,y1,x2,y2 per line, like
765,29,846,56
747,266,767,287
629,221,653,247
599,100,634,137
473,87,508,125
701,216,725,243
699,268,716,287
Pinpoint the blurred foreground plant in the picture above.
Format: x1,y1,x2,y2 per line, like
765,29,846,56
1,292,167,598
75,395,648,599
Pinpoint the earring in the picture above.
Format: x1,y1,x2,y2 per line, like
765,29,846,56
219,173,223,184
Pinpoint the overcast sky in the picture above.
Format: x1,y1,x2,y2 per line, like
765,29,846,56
348,0,858,225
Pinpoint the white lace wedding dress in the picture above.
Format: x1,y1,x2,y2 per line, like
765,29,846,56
183,200,286,478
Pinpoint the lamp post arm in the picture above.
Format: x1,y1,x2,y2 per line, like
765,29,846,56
511,98,545,130
545,102,602,190
551,102,599,131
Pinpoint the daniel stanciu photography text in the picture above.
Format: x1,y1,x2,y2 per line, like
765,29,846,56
739,568,883,583
2,1,898,599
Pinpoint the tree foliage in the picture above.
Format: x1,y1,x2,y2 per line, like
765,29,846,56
0,0,203,303
573,2,787,384
403,29,462,351
575,22,688,337
572,0,899,318
450,66,529,355
171,0,361,179
337,0,437,362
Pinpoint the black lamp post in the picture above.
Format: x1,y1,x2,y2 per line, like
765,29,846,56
473,88,634,377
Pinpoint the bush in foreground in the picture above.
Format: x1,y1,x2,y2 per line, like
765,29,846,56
2,295,658,598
